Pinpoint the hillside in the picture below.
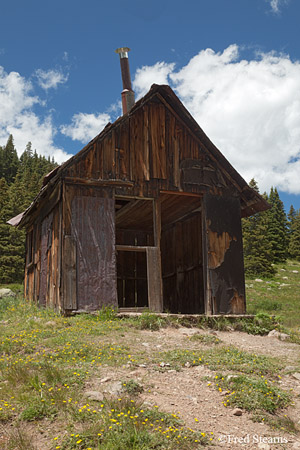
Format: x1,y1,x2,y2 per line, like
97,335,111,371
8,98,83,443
0,262,300,449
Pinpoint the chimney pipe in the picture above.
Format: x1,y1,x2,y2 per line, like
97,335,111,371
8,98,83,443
115,47,135,114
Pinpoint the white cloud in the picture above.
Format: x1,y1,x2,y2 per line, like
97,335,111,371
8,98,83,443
35,68,68,90
133,61,175,98
268,0,289,14
0,66,71,164
60,112,111,143
133,45,300,195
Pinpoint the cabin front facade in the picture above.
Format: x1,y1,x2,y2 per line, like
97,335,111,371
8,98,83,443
10,83,268,315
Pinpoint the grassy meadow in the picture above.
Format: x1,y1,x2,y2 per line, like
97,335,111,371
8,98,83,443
246,259,300,330
0,260,299,449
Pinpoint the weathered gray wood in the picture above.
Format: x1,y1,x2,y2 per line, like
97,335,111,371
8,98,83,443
146,247,163,312
64,177,133,187
63,235,77,310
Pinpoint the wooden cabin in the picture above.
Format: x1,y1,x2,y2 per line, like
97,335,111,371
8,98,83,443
9,83,268,315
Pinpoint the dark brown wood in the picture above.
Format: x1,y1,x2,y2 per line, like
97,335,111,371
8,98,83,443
116,245,148,252
16,84,268,315
63,235,77,310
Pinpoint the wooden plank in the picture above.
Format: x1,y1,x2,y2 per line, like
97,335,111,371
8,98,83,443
160,190,202,198
64,177,133,187
63,235,77,310
150,103,166,179
116,245,148,252
146,247,163,312
143,105,150,181
153,198,161,248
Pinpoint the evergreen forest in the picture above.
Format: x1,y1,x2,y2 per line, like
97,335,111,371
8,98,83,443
0,135,57,283
0,135,300,284
242,179,300,277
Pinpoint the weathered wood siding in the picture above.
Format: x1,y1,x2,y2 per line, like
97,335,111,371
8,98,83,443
63,98,231,198
23,92,248,315
204,192,246,314
24,202,61,310
62,183,117,311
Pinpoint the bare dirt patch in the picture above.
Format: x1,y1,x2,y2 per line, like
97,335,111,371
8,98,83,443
86,326,300,449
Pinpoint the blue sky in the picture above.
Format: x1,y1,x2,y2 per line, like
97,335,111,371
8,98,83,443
1,0,300,211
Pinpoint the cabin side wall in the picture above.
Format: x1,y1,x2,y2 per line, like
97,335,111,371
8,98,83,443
24,200,62,310
203,191,246,314
61,182,117,312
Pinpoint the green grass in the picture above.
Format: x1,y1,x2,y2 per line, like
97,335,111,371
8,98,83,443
0,295,210,449
189,334,222,345
1,263,299,447
151,345,281,377
55,398,208,449
213,373,291,414
246,259,300,329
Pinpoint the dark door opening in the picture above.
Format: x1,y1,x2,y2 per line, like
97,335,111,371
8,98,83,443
160,193,205,314
117,249,148,308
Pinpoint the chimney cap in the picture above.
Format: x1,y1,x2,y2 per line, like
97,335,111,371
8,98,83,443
115,47,131,58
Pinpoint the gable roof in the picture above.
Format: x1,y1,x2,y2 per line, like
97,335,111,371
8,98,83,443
9,84,269,227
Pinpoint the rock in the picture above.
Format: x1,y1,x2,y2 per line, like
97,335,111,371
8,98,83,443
209,330,218,336
280,268,286,272
255,279,263,282
138,364,147,368
268,330,290,340
292,270,299,274
0,288,16,298
159,362,170,367
184,362,191,368
103,381,123,396
100,376,112,383
292,373,300,381
282,276,289,280
285,366,297,372
45,320,56,327
85,391,104,402
226,375,239,381
258,444,270,450
232,408,243,416
142,342,149,347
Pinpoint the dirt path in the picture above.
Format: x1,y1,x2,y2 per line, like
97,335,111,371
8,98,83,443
89,327,300,449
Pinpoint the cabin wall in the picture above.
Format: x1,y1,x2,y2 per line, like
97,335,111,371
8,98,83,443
63,99,230,199
24,201,61,310
23,96,247,315
203,191,246,314
62,182,117,312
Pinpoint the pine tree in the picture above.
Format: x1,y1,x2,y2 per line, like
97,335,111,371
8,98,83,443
267,187,288,263
287,205,296,250
0,137,58,283
288,209,300,261
242,179,275,278
0,135,19,184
